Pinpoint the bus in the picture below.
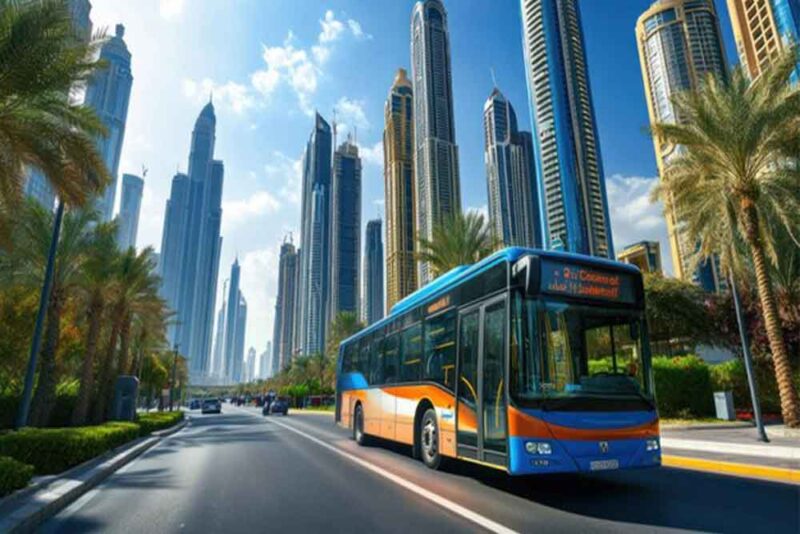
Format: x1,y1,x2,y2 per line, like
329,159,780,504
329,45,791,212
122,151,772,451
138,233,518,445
335,247,661,475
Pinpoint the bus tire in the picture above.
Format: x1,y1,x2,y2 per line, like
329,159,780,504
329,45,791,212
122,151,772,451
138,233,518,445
419,408,441,470
353,404,368,446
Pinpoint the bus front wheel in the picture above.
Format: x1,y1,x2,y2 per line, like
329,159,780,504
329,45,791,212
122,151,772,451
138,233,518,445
420,408,441,469
353,404,368,446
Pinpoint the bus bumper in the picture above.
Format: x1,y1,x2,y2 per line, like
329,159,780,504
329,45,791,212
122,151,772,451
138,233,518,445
508,437,662,475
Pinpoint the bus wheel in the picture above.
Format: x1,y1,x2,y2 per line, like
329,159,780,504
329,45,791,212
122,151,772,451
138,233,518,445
420,408,441,469
353,404,367,446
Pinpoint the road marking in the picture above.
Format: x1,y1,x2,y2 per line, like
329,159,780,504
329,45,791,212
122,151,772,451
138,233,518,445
663,455,800,484
238,408,518,534
661,438,799,460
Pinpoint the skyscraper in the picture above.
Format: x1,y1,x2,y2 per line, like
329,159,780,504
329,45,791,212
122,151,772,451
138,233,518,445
211,297,226,379
158,102,224,380
84,24,133,222
364,219,384,325
520,0,613,258
272,238,299,374
483,87,542,249
116,173,143,250
384,68,418,310
231,293,247,383
328,140,362,325
636,0,728,291
618,241,663,274
245,347,256,384
411,0,461,284
727,0,800,82
297,114,333,356
260,341,271,379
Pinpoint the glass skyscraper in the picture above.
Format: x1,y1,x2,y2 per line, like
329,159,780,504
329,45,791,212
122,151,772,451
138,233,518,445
364,219,385,325
116,173,143,250
272,238,299,374
520,0,613,258
483,87,542,249
411,0,461,284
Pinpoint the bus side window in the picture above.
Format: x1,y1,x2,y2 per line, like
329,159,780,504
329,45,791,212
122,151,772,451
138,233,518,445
401,323,422,382
424,310,456,389
383,333,399,384
358,336,371,379
342,343,355,373
369,335,384,385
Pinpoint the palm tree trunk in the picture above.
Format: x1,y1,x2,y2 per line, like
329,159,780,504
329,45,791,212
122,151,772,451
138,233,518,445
72,292,103,425
93,307,122,423
29,288,64,427
743,204,800,427
118,312,132,375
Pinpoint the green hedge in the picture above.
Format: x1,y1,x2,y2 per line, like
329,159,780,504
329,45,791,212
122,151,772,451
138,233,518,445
0,455,34,497
136,411,184,436
652,355,714,418
710,358,800,414
0,422,140,475
0,392,78,430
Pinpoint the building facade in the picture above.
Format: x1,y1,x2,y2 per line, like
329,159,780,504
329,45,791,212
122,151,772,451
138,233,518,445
297,114,333,356
727,0,800,82
520,0,613,258
231,294,247,383
221,258,242,381
272,239,299,374
411,0,461,284
245,348,256,384
384,68,418,310
636,0,728,291
260,341,271,380
364,219,385,325
617,241,663,274
116,173,143,250
483,87,542,249
84,23,133,221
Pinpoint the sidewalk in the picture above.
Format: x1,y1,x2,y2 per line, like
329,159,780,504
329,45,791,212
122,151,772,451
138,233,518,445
660,425,799,484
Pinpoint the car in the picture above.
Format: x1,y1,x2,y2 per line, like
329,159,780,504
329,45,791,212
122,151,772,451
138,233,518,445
265,397,289,416
189,399,201,410
201,398,221,414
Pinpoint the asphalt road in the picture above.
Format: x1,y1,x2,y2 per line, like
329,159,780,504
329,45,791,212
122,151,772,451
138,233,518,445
43,405,799,533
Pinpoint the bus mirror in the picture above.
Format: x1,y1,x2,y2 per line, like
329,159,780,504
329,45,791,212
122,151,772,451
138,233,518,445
513,256,538,296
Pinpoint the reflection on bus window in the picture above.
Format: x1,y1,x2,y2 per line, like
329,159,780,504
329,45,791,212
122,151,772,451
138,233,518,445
424,310,456,388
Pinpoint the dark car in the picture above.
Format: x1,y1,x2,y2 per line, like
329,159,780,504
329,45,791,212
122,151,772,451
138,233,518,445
189,399,201,410
202,398,222,414
263,397,289,416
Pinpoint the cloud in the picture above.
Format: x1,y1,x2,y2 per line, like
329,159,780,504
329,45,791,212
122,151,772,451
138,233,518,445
605,174,673,275
347,19,372,40
264,151,304,205
183,78,256,114
335,97,370,139
222,191,281,232
319,10,345,43
159,0,184,19
358,141,383,167
467,205,489,221
238,245,281,357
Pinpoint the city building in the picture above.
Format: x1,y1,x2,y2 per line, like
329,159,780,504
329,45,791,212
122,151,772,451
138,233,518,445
384,68,418,310
617,241,663,274
727,0,800,82
158,101,224,380
272,238,299,374
411,0,461,284
290,247,303,362
636,0,728,292
245,348,256,384
364,219,384,324
297,114,333,356
259,341,271,380
483,87,541,249
328,139,362,325
116,173,143,250
84,23,133,222
221,258,242,382
232,293,247,383
520,0,613,258
211,297,226,380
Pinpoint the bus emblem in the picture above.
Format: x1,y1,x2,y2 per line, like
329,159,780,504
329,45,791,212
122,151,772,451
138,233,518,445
599,441,609,454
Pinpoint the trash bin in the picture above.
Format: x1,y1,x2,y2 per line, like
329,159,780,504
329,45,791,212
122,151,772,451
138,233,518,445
113,375,140,421
713,391,735,421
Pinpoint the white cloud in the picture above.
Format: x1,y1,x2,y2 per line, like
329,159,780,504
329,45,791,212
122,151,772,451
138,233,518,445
159,0,184,19
183,78,256,114
335,96,370,139
222,191,281,232
347,19,372,40
358,140,383,167
239,245,282,358
264,151,304,205
605,174,673,275
373,198,385,206
319,10,345,43
467,205,489,221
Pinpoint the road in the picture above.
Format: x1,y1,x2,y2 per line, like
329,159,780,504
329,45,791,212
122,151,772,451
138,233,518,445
43,405,799,533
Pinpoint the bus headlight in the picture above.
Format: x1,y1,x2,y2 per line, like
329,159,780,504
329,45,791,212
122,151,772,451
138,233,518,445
646,439,660,451
525,441,552,455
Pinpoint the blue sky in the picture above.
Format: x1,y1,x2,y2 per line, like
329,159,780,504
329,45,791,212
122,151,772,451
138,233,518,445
90,0,739,360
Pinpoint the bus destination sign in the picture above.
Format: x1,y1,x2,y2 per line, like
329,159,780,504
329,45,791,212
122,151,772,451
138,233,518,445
540,259,636,304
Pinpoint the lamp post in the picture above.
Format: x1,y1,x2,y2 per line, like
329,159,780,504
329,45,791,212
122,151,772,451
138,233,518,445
169,342,179,412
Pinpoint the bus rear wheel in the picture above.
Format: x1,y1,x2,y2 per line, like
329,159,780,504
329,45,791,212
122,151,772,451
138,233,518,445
420,408,441,469
353,404,368,446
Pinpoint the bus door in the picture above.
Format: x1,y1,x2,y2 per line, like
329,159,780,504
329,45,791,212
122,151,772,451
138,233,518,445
455,295,508,467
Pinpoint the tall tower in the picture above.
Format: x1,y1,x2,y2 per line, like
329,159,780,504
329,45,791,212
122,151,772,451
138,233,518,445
272,238,299,373
364,219,385,325
520,0,613,258
231,293,247,383
636,0,728,291
222,258,241,380
116,173,143,250
727,0,800,82
297,114,333,356
411,0,461,284
384,68,418,310
483,87,542,249
328,140,362,326
84,23,133,221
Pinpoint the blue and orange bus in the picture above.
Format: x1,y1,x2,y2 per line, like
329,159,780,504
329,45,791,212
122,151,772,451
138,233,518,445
336,247,661,474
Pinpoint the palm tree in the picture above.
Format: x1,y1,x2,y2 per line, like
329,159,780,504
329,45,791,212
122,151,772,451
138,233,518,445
651,48,800,427
416,211,497,278
0,0,110,245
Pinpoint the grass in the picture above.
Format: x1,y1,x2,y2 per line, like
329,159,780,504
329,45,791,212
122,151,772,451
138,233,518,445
661,418,746,426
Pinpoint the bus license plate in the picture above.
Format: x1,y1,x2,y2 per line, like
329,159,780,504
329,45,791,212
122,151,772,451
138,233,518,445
590,459,619,471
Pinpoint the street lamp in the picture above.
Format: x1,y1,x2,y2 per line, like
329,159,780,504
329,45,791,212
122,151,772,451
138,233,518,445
169,342,179,412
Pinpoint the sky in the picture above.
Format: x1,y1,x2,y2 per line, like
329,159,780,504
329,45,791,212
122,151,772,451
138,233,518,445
88,0,740,368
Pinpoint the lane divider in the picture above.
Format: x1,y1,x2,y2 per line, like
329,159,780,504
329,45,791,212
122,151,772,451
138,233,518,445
236,406,519,534
662,455,800,484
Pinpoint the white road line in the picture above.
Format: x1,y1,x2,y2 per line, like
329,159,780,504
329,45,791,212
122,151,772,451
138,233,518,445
236,407,518,534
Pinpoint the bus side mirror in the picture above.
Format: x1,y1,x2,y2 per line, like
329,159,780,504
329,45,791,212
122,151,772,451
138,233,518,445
513,256,539,296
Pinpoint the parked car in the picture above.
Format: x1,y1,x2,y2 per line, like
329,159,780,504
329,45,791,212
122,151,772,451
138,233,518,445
189,399,201,410
202,398,222,414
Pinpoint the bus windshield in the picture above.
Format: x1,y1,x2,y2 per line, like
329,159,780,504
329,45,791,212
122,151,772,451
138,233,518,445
511,293,652,404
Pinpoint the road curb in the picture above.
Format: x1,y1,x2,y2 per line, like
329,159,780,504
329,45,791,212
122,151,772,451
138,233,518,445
0,418,189,533
661,422,752,431
662,454,800,485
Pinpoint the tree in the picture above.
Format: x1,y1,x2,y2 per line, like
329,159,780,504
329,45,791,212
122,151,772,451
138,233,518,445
0,0,110,246
651,48,800,426
417,211,497,278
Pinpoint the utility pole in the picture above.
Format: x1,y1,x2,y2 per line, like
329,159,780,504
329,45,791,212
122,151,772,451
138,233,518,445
169,342,179,412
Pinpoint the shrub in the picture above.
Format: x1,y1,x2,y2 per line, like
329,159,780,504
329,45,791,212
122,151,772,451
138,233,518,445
136,411,184,436
710,358,800,414
652,355,714,418
0,422,140,475
0,455,33,497
0,391,78,430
